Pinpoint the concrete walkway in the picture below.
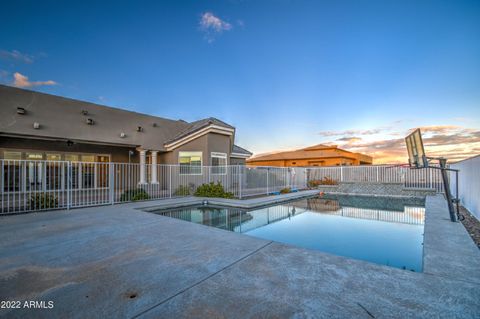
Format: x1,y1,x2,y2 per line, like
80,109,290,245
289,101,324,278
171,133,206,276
0,194,479,318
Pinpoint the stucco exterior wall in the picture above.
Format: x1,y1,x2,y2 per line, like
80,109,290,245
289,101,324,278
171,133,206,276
159,132,232,165
1,133,237,166
0,136,138,162
248,157,359,167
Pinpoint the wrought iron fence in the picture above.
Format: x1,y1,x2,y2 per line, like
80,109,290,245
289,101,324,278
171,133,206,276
1,160,445,214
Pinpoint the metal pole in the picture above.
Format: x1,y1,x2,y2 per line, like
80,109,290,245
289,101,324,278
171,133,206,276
239,165,242,199
169,165,172,198
439,158,456,222
455,170,460,215
266,168,269,195
67,162,71,210
109,163,114,205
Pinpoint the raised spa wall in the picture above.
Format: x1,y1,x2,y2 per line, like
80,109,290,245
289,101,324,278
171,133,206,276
314,182,436,198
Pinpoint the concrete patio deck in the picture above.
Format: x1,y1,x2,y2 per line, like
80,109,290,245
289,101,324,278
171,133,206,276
0,193,479,318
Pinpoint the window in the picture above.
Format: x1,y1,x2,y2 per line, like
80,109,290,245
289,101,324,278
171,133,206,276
3,152,22,192
79,155,95,188
179,151,202,175
46,154,62,161
3,151,21,160
65,154,79,162
45,154,62,190
81,155,95,162
211,152,227,175
26,152,43,160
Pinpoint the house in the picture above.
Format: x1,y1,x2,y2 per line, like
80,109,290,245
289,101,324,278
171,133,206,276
246,144,372,167
0,85,252,177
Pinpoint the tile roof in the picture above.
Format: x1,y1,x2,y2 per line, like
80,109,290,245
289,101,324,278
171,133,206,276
232,144,253,155
247,144,371,162
164,117,234,145
0,85,235,152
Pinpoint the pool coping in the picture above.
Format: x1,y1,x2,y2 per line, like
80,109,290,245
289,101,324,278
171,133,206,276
139,191,480,279
0,192,479,317
422,194,480,283
140,189,321,212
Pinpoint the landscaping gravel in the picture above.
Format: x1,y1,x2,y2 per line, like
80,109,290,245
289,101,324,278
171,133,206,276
459,206,480,249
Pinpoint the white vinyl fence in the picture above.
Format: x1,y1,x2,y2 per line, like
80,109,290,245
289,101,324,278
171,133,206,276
450,155,480,219
1,160,445,214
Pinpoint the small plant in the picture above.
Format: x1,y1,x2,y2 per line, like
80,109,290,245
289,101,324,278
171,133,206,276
308,177,339,188
120,188,150,202
174,184,193,196
194,182,234,199
30,193,58,210
280,188,291,194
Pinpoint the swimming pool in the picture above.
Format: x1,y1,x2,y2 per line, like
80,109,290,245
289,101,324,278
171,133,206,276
153,195,425,271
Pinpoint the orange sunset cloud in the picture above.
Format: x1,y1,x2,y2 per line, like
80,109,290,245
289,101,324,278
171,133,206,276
327,125,480,164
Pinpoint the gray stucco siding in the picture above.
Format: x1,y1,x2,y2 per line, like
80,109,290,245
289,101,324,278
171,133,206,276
0,136,138,163
230,157,246,165
159,132,232,166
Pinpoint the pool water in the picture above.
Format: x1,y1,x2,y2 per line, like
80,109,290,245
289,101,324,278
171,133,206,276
154,195,425,271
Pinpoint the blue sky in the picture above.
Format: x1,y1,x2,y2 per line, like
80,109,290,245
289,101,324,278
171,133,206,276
1,0,479,162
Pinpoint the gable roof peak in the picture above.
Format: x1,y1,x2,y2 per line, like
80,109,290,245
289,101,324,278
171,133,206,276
303,144,337,151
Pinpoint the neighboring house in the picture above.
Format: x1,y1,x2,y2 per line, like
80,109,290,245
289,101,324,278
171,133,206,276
246,144,372,167
0,85,252,174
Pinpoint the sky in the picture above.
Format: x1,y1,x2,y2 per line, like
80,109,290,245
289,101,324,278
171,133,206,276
1,0,479,164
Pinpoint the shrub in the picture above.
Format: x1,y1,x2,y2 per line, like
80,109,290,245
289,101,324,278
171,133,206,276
120,188,150,202
174,184,193,196
194,182,234,199
30,193,58,210
308,177,338,188
280,188,291,194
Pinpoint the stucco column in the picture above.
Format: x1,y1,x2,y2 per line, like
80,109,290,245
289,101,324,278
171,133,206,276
139,150,147,185
151,151,158,184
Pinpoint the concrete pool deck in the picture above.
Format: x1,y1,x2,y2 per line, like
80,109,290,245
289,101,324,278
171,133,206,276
0,193,479,318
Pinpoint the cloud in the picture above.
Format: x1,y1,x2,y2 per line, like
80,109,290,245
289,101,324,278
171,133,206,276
319,128,384,137
413,125,462,135
199,12,232,42
0,49,35,63
333,126,480,164
13,72,57,88
336,136,362,143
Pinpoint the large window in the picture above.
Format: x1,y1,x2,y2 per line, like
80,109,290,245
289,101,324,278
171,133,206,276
179,151,202,175
1,149,111,191
4,151,21,160
3,152,22,192
211,152,227,175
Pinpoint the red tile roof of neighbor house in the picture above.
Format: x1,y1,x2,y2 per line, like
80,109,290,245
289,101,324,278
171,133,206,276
247,144,372,162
